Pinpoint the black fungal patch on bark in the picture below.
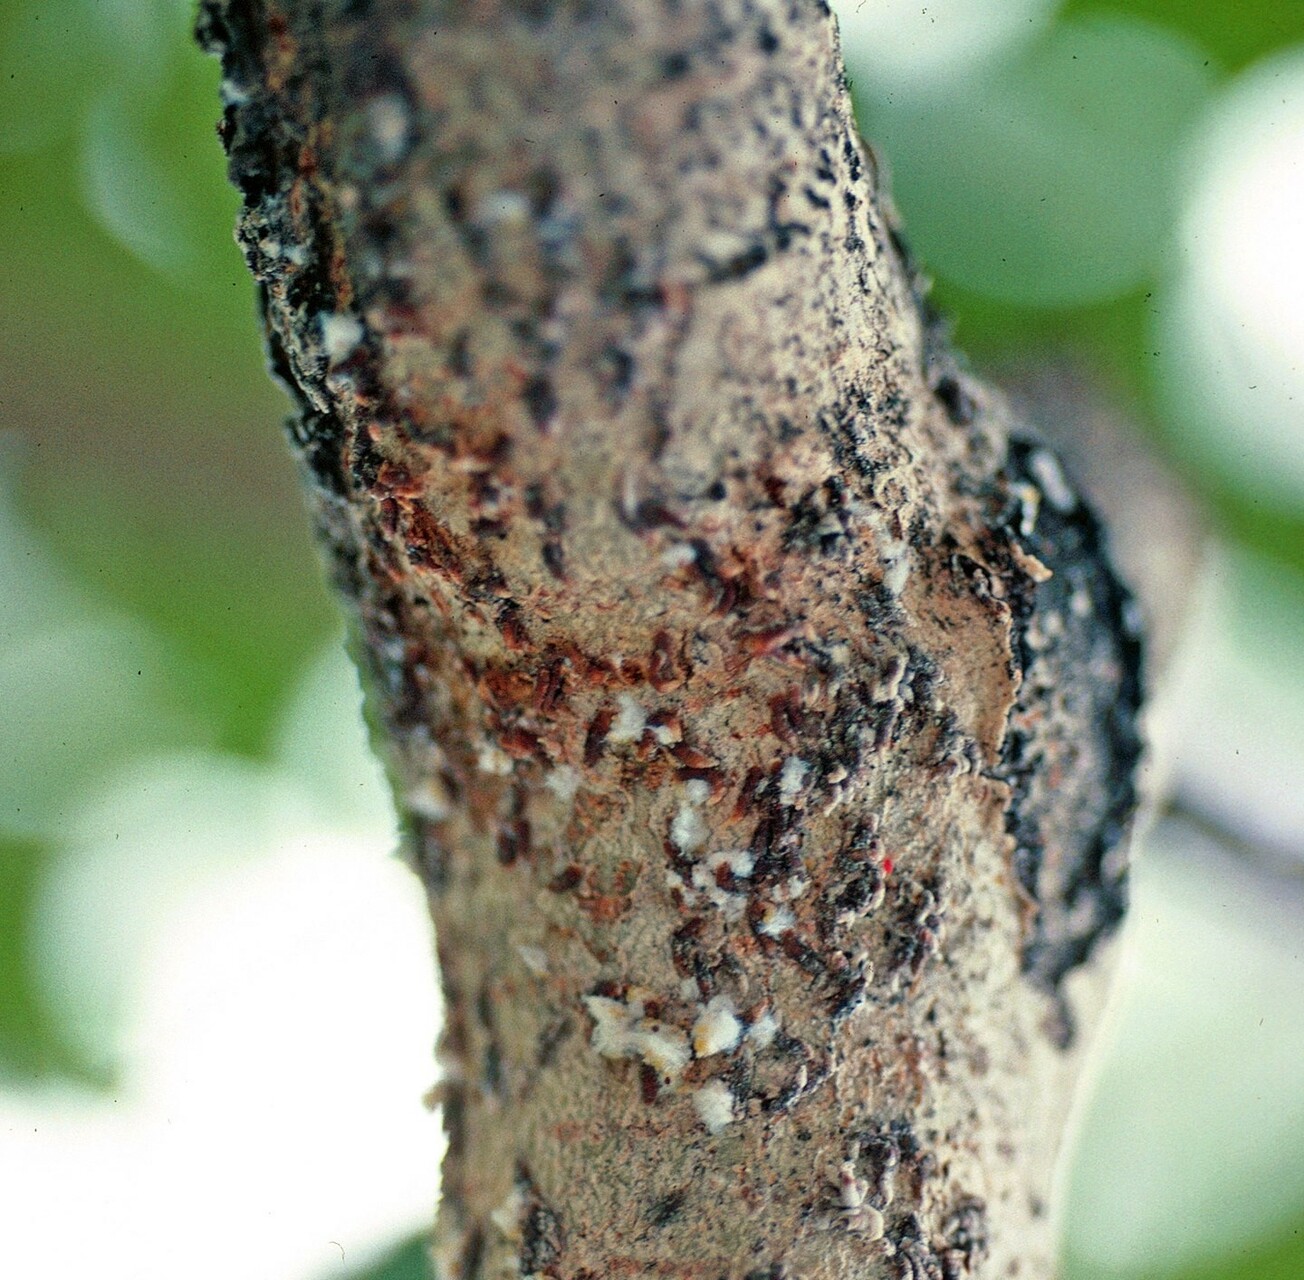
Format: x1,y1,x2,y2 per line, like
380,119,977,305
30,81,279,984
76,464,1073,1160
820,825,885,937
513,1165,566,1275
932,373,976,427
270,332,351,496
994,437,1145,1034
941,1195,989,1279
197,0,362,509
460,1226,485,1279
887,876,944,985
646,1188,687,1227
196,1,286,205
521,1201,565,1274
534,1015,572,1069
701,240,770,283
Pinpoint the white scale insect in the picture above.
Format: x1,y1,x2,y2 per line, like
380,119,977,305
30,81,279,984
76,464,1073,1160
834,1159,885,1240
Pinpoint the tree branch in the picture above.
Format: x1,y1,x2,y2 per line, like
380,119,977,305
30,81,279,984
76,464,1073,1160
197,3,1146,1277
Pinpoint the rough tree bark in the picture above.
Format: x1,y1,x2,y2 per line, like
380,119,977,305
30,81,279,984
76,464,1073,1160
196,3,1145,1278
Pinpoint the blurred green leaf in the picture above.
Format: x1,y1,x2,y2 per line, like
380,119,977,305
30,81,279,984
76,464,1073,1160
0,1,108,154
327,1234,431,1280
1064,834,1304,1273
0,832,107,1083
1214,539,1304,668
80,40,245,292
0,30,250,350
0,450,85,643
1063,0,1304,75
854,14,1214,307
83,85,204,280
1,42,336,759
0,0,185,156
82,0,182,83
0,616,207,836
925,278,1157,378
13,459,337,760
1198,497,1304,582
1067,1213,1304,1280
836,0,1057,94
1171,1218,1304,1280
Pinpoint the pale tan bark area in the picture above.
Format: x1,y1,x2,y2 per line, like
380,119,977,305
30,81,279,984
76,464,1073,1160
198,3,1146,1277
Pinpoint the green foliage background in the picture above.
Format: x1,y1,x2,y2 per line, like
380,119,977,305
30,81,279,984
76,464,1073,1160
1,2,1301,1278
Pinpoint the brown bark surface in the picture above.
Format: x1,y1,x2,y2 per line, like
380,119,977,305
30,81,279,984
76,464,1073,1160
197,3,1146,1277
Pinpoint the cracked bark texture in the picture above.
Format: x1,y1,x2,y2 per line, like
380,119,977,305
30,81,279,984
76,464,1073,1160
197,3,1145,1278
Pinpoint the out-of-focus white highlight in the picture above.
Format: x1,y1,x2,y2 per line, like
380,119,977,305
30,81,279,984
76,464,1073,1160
0,464,206,840
2,645,441,1280
1163,49,1304,510
834,0,1055,93
1066,828,1304,1271
1164,545,1304,861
